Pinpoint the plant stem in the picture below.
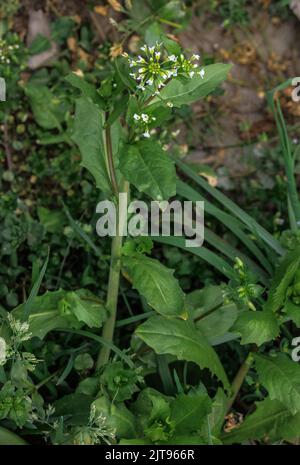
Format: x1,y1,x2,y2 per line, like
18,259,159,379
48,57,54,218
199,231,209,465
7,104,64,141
105,111,119,197
226,351,255,413
96,180,129,369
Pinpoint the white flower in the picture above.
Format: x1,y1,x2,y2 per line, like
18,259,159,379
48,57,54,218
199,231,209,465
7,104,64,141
199,68,205,79
168,55,177,62
189,71,195,78
146,78,153,85
140,45,147,52
137,56,146,63
141,114,149,122
155,52,161,60
133,114,140,121
143,131,150,138
191,54,200,61
167,102,174,108
137,85,145,91
138,68,146,73
149,46,155,54
0,337,6,365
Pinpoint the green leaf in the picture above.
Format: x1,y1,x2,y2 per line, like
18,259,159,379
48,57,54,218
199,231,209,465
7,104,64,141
13,289,106,339
232,310,279,346
136,316,229,389
170,392,212,434
65,73,102,105
74,353,94,372
123,255,185,318
187,286,238,345
132,387,171,427
64,289,107,328
152,64,231,108
209,388,228,436
255,353,300,414
285,300,300,327
53,394,94,426
72,97,111,194
93,396,137,439
0,427,28,445
119,140,176,201
265,247,300,313
37,206,65,233
29,34,51,54
223,397,300,444
176,160,284,257
24,85,65,130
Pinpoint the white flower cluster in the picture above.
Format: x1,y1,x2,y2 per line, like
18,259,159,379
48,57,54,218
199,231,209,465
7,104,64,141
133,112,156,138
73,404,116,445
7,313,32,344
0,41,20,65
125,43,205,96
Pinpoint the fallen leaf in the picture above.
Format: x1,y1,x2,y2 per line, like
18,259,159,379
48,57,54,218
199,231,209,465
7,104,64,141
107,0,123,11
94,5,109,16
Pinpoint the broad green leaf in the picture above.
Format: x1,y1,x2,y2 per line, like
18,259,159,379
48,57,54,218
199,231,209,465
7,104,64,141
265,247,300,313
255,353,300,414
232,310,279,346
136,316,229,389
170,392,212,434
123,256,185,318
0,427,28,445
119,140,176,201
187,286,238,345
152,64,231,108
64,289,107,328
186,286,224,312
93,396,137,439
285,300,300,327
223,397,300,444
13,289,106,339
72,97,111,194
132,387,171,430
53,394,94,426
65,73,103,105
25,85,65,130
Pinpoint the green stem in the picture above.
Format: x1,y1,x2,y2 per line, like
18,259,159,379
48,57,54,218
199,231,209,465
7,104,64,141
96,181,129,369
105,111,119,197
226,352,254,412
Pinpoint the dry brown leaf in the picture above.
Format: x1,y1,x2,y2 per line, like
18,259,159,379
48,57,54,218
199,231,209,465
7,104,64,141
128,34,140,53
67,37,77,53
72,15,82,24
233,41,256,65
110,42,123,58
78,48,91,64
94,5,109,16
107,0,123,12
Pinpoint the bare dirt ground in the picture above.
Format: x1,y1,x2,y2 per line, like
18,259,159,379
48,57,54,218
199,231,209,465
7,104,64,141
178,6,300,176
